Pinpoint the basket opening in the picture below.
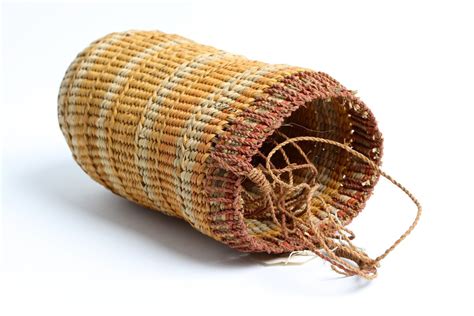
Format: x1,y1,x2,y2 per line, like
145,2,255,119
240,96,382,244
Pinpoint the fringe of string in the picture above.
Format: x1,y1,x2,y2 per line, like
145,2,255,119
242,134,422,280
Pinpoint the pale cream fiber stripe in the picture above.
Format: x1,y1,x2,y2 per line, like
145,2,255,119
136,49,234,218
176,63,289,227
96,36,187,200
59,33,125,173
170,51,241,224
212,63,289,111
134,43,208,216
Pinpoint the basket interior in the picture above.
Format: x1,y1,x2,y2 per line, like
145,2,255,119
240,97,380,243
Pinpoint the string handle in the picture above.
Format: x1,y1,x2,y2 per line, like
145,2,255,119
265,136,422,279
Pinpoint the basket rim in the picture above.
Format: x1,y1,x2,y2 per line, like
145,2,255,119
205,70,384,253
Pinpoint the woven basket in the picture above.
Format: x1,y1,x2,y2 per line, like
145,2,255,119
59,30,390,276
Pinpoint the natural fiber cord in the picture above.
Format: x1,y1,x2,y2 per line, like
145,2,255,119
58,30,421,279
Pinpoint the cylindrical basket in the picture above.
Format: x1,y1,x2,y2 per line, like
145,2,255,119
59,30,392,277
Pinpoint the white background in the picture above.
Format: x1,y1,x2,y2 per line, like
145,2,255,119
1,0,473,315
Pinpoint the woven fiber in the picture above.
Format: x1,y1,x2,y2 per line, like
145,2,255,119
58,30,398,278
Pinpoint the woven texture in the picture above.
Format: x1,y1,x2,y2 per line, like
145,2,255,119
58,30,383,254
